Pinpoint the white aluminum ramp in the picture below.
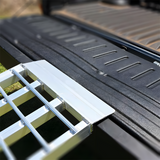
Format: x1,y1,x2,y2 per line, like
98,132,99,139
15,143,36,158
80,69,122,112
0,60,114,160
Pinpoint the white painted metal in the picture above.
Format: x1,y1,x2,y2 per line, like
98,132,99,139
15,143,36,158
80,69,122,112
0,60,114,160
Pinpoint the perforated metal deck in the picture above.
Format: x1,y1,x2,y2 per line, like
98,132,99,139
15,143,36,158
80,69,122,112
0,60,114,160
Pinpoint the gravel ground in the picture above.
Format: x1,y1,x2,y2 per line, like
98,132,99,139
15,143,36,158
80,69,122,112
0,0,41,18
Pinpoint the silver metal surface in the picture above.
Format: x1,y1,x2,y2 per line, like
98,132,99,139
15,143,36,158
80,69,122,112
28,121,90,160
0,60,114,160
1,98,63,146
0,80,41,116
12,69,78,134
0,87,51,153
24,60,114,124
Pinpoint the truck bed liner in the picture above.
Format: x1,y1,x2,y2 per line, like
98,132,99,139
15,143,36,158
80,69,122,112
0,15,160,154
54,2,160,56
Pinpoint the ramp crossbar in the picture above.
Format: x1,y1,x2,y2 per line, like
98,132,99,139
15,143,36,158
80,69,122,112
0,60,114,160
12,69,77,134
0,86,51,153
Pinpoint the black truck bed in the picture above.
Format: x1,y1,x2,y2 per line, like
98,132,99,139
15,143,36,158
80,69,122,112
0,15,160,159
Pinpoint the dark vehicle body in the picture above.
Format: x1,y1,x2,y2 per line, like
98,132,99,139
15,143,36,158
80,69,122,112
0,0,160,159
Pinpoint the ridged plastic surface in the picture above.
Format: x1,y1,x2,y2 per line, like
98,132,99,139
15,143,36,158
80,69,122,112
54,2,160,55
0,15,160,153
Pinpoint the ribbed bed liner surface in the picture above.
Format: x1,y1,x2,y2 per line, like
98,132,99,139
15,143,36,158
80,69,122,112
54,2,160,55
0,15,160,153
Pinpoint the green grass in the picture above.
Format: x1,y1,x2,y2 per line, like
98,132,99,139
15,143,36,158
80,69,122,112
0,16,8,19
0,63,23,97
0,63,6,72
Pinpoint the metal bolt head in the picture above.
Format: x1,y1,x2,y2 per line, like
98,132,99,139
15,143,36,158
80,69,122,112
3,98,7,103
